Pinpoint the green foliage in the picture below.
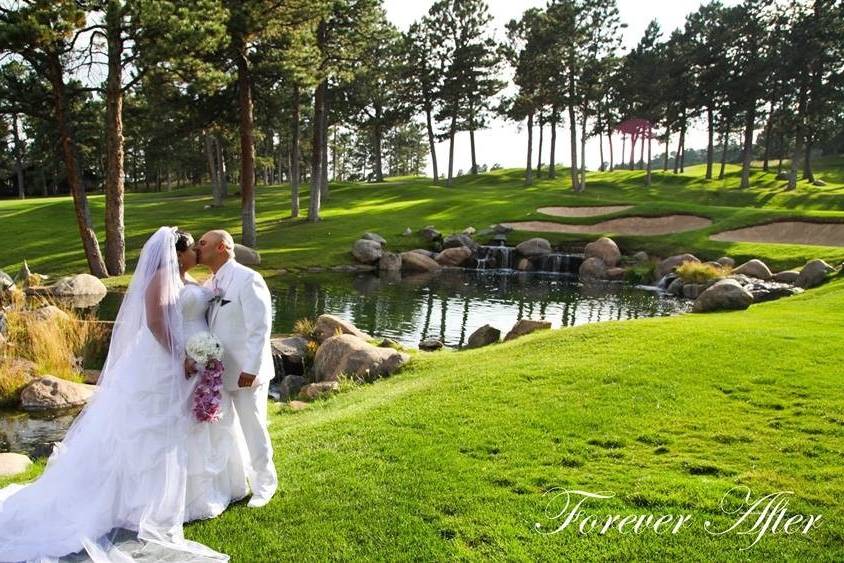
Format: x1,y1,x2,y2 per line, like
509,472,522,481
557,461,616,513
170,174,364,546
623,261,656,285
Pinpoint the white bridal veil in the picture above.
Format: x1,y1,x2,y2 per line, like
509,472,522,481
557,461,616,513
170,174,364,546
0,227,227,562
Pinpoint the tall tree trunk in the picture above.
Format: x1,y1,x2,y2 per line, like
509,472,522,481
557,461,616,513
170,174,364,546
579,110,587,191
718,129,729,180
621,135,626,169
525,111,533,186
662,132,669,171
469,108,478,175
215,137,227,197
739,105,755,189
629,133,636,170
787,123,803,191
309,78,327,221
373,106,384,182
205,132,222,206
47,53,107,278
536,114,543,178
235,45,257,246
549,105,557,178
446,111,456,186
777,130,785,173
290,84,301,217
320,93,329,199
11,113,24,199
567,87,579,191
705,106,714,179
104,0,125,275
762,101,774,172
645,127,653,186
598,130,604,171
424,102,438,182
608,129,614,171
674,115,686,174
803,138,815,183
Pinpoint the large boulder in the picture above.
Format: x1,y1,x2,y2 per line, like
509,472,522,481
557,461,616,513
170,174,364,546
313,314,371,344
732,259,773,280
50,274,107,298
465,324,500,349
400,251,442,273
656,254,700,278
419,226,442,242
27,305,69,322
693,279,754,313
773,270,800,284
0,270,13,290
0,453,32,477
504,319,552,342
578,257,607,281
20,375,96,411
352,239,383,264
436,246,473,267
234,243,261,266
716,257,736,268
271,335,309,376
378,252,402,272
515,238,552,258
796,259,835,289
409,248,436,258
443,234,478,250
312,334,409,383
277,374,306,401
584,237,621,267
419,338,444,351
298,381,339,401
361,232,387,246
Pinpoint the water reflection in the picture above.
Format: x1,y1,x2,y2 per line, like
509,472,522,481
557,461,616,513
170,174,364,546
267,269,690,348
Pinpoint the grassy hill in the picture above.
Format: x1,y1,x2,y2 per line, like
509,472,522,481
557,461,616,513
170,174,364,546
2,160,844,560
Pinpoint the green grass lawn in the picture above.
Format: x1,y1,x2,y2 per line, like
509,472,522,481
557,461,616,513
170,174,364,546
2,158,844,285
192,278,844,559
2,160,844,560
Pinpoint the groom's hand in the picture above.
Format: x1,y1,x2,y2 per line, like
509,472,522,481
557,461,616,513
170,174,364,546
238,372,256,388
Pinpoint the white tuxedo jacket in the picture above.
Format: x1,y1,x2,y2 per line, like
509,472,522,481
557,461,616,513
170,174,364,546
204,260,274,391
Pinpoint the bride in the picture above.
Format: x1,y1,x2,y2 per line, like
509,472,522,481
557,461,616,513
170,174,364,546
0,226,247,562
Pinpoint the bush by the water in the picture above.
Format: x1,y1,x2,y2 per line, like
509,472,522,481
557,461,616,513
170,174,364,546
675,261,730,283
0,294,106,405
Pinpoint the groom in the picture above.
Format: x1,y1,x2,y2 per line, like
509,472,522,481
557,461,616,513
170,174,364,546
195,229,278,508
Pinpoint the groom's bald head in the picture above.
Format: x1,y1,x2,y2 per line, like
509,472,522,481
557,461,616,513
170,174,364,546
196,229,235,270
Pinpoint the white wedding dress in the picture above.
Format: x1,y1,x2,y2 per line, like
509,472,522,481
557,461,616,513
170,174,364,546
181,283,249,521
0,227,236,562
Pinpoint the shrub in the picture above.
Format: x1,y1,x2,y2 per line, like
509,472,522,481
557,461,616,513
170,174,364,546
0,358,32,408
624,262,657,284
675,262,730,283
292,317,318,341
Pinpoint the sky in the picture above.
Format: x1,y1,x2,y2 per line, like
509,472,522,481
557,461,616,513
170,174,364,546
382,0,741,175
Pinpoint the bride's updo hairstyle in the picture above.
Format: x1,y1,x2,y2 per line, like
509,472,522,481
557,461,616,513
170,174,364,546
174,229,194,253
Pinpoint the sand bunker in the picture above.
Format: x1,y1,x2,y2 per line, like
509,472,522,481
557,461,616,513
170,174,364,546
502,215,712,236
710,221,844,247
537,205,633,217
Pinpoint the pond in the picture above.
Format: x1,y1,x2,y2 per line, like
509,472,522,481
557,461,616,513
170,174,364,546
96,269,690,348
3,269,690,457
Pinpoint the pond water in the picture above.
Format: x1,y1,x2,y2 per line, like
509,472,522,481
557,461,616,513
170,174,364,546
3,269,690,457
96,269,690,348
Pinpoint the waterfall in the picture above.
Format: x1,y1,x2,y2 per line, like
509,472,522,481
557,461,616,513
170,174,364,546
535,253,584,274
473,245,516,270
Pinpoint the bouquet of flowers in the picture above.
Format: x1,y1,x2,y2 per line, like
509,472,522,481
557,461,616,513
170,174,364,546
186,331,224,423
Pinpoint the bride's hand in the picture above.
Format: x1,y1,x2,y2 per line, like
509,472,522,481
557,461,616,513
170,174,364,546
184,357,197,379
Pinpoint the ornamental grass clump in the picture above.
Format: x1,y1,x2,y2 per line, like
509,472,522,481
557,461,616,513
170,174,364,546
675,261,730,284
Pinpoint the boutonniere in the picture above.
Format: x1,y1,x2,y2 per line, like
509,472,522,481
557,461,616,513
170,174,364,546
209,288,231,307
